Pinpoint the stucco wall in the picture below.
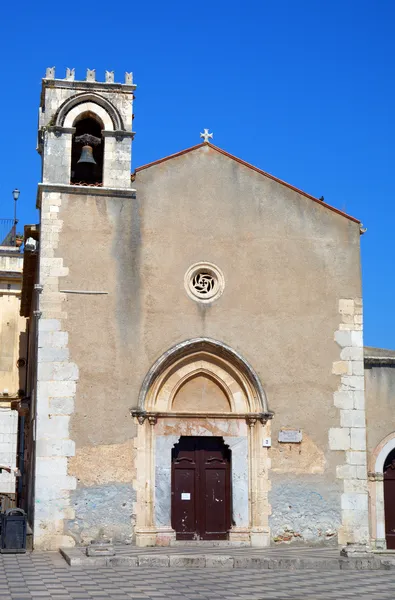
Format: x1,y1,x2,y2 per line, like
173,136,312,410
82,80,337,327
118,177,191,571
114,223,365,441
53,145,363,545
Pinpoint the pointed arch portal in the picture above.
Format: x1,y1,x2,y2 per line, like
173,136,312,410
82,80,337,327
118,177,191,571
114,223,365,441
369,432,395,550
131,338,273,547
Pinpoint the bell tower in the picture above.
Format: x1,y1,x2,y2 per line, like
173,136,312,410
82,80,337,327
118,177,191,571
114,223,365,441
38,67,136,188
32,67,136,551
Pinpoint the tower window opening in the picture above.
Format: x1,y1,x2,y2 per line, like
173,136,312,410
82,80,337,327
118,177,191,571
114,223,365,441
71,115,104,185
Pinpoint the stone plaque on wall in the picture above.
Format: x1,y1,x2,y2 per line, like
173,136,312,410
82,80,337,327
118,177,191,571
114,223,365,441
278,429,302,443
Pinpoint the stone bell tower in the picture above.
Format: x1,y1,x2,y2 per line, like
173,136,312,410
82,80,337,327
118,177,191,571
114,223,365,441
38,67,136,188
32,68,136,550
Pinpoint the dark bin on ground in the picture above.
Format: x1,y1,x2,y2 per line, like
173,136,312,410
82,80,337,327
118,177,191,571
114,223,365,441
1,508,27,553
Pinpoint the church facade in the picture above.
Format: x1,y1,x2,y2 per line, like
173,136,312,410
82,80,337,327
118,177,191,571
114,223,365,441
19,68,394,552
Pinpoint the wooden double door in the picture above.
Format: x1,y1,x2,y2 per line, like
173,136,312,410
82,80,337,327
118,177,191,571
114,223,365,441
171,436,231,540
384,453,395,549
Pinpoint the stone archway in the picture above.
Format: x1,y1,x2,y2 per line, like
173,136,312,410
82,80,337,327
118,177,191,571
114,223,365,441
130,338,273,547
369,433,395,550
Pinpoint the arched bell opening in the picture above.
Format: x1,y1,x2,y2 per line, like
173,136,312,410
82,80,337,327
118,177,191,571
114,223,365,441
70,113,104,185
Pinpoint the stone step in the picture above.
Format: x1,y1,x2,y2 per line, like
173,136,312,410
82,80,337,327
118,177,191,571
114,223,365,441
60,547,395,570
169,540,250,547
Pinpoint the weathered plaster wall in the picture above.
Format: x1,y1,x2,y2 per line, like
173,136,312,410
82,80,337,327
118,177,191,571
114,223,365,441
52,145,363,545
270,476,341,544
67,440,136,544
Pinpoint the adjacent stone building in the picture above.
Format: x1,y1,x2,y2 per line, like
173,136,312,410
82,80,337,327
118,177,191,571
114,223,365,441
0,244,26,502
19,67,395,552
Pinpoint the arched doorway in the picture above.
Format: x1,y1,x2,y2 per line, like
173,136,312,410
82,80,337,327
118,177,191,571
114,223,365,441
384,448,395,549
131,338,273,547
172,436,231,540
369,433,395,550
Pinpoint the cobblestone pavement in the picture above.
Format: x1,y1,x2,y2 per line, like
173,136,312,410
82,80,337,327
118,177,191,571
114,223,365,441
0,551,395,599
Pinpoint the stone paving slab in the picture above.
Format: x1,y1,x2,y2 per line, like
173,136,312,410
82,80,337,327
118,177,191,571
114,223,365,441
60,544,395,570
2,552,395,598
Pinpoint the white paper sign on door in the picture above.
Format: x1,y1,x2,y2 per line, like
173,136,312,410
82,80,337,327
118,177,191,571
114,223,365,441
181,493,191,500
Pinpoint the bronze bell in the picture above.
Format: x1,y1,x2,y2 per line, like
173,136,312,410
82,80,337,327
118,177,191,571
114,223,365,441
77,145,96,165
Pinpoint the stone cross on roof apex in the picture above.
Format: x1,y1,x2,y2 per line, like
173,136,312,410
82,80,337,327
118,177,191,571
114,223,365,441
200,129,213,143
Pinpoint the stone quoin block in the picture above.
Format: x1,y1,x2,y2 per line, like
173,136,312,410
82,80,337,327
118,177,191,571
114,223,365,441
36,439,75,458
35,474,77,492
344,479,368,493
340,410,366,428
37,380,76,398
350,428,367,451
340,347,364,361
353,391,365,409
38,319,62,332
341,375,364,391
329,428,350,450
35,416,71,439
334,330,353,348
351,361,364,376
346,451,367,466
332,361,351,375
336,464,357,480
37,362,79,382
356,466,368,480
351,330,363,347
339,299,355,315
334,391,354,409
341,493,368,511
38,331,68,349
35,457,68,477
49,397,75,415
38,348,70,362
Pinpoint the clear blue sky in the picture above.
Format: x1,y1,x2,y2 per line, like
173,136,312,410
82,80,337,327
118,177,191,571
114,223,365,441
1,0,394,348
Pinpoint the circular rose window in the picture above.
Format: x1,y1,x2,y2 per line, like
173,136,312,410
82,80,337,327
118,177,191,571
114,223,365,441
184,262,225,303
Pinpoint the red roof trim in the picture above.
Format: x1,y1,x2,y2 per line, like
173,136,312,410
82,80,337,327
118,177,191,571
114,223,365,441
134,142,360,224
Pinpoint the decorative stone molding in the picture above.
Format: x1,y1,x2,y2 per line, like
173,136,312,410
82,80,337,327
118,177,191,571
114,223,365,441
55,92,124,131
37,184,136,209
130,410,274,426
102,130,135,141
132,342,272,547
184,262,225,303
137,338,270,415
368,472,384,482
329,298,369,546
63,101,113,130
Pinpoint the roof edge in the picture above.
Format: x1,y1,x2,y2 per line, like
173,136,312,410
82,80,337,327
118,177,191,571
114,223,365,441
134,142,361,224
364,346,395,366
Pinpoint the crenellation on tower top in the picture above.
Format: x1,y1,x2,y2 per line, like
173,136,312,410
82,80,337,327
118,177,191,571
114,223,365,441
44,67,135,87
86,68,96,82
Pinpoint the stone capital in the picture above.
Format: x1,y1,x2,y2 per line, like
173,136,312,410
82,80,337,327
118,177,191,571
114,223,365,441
368,471,384,482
